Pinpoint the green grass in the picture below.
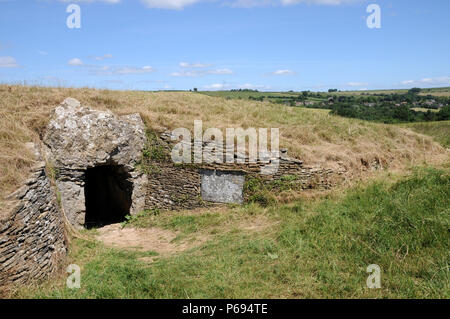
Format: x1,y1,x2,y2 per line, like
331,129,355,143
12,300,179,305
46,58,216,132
12,167,449,299
399,120,450,148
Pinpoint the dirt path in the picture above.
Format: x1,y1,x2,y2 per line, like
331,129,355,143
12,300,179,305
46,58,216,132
95,224,209,258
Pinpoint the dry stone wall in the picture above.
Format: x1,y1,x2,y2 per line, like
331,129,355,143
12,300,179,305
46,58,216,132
0,162,66,286
145,162,203,210
142,131,347,211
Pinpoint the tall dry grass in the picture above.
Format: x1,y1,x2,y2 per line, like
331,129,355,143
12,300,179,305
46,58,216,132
0,84,446,205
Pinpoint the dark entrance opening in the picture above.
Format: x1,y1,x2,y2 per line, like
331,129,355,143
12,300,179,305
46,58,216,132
84,165,132,228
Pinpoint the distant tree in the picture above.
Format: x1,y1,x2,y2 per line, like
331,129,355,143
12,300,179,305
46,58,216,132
437,105,450,121
424,110,436,121
193,88,198,92
408,87,421,95
393,105,411,121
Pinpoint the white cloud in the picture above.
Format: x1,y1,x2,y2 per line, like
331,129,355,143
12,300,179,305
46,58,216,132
270,69,296,75
203,82,270,90
41,76,67,86
115,66,154,74
209,68,233,75
94,54,113,61
58,0,120,3
400,80,414,85
96,65,155,75
68,55,154,75
0,56,19,68
180,62,211,68
38,50,48,56
68,58,84,66
170,68,233,77
204,83,230,90
227,0,360,8
281,0,360,5
347,81,368,87
400,76,450,87
239,83,270,89
140,0,202,10
226,0,276,8
170,71,199,77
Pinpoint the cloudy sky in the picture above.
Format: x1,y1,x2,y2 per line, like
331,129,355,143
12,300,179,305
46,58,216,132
0,0,449,91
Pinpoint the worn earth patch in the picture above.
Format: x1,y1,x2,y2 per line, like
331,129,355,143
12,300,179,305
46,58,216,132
95,223,209,258
95,213,276,263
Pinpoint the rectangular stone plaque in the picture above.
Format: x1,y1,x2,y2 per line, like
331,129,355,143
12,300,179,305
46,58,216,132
201,170,245,204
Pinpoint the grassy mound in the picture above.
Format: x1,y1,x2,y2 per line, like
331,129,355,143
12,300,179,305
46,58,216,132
0,85,445,205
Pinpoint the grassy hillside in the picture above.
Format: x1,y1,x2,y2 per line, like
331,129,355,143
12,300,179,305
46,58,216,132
399,121,450,148
9,167,449,299
0,85,445,205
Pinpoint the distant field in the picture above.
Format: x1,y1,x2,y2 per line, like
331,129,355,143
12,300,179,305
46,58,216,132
411,107,439,113
331,89,409,96
419,87,450,97
336,87,450,97
399,120,450,148
199,87,450,101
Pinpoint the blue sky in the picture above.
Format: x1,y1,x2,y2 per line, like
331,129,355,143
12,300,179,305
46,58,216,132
0,0,449,91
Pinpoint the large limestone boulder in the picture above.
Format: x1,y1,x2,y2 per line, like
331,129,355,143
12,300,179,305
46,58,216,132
43,97,146,170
